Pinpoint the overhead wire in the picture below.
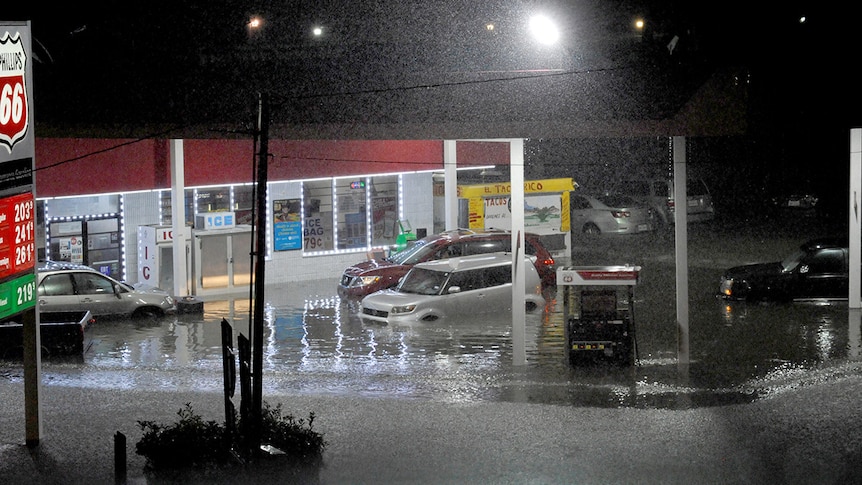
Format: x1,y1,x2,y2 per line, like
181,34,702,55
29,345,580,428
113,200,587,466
34,66,618,170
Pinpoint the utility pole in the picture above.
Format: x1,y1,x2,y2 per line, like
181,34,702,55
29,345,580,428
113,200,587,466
250,92,270,454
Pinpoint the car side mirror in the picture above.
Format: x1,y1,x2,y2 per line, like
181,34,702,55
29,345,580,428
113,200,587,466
113,283,123,298
447,286,461,294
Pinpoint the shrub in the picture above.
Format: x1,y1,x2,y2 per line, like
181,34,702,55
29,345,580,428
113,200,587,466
136,403,231,469
260,402,325,464
136,402,325,471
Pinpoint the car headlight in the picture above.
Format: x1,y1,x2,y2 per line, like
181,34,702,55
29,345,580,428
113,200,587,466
352,275,381,287
390,305,416,315
719,277,733,297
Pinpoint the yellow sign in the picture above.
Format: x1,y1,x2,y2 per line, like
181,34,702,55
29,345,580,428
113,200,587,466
457,178,575,199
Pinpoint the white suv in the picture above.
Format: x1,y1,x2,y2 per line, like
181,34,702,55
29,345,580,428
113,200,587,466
612,178,715,227
359,253,546,323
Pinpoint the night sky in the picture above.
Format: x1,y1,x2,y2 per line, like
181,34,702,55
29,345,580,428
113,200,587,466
5,1,862,216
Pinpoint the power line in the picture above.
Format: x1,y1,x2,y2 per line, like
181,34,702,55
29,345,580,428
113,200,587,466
36,66,621,169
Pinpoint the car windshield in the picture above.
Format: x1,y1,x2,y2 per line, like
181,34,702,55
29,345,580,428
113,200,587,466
386,240,436,265
780,249,806,272
397,267,451,295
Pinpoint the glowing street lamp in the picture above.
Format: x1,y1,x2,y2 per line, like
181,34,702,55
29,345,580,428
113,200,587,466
247,15,264,42
529,14,560,45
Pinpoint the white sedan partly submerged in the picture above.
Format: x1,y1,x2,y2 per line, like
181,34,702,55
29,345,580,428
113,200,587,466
359,252,546,323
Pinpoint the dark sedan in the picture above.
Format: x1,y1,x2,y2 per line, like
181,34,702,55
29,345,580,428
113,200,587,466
718,237,849,301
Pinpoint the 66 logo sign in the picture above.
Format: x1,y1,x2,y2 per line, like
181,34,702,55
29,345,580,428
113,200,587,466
0,31,28,154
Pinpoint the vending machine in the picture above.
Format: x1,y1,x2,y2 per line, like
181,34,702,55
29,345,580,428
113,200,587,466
137,225,191,291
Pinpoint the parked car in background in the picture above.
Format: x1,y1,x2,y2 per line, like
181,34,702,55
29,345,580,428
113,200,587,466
771,192,819,217
611,178,715,226
569,193,655,235
338,229,557,298
37,261,176,319
718,237,848,302
359,253,546,323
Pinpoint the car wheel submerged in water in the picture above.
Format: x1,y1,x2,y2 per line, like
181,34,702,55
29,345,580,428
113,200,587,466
582,223,601,235
570,193,655,236
338,229,558,299
35,261,177,319
359,252,547,324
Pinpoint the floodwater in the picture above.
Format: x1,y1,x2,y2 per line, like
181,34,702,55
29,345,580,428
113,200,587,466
6,215,862,409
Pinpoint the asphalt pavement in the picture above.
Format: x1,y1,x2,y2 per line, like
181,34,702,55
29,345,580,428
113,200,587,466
2,368,862,484
3,215,861,484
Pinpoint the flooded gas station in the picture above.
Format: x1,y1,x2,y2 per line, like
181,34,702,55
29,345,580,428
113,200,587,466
14,216,858,411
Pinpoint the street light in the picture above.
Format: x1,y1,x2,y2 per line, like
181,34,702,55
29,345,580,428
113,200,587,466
247,15,264,42
528,14,560,45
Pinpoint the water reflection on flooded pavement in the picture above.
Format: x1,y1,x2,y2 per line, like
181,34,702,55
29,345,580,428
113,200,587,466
8,218,860,409
41,264,861,410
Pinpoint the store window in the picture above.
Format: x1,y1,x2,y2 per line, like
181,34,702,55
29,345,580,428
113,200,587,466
232,185,255,225
302,180,334,251
335,178,367,250
300,175,402,255
196,187,231,214
368,175,399,248
159,185,255,227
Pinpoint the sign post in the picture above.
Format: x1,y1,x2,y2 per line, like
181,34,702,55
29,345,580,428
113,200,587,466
0,21,38,446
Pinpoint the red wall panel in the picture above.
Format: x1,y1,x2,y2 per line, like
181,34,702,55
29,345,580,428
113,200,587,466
34,138,512,197
35,138,164,197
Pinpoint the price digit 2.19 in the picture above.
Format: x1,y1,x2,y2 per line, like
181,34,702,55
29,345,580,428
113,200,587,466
16,279,35,306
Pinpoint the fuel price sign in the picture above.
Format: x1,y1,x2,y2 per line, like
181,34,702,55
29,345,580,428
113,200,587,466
0,191,35,280
0,272,35,320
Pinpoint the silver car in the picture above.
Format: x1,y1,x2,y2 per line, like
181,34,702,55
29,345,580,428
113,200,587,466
570,193,655,235
359,253,546,323
37,261,176,319
612,178,715,227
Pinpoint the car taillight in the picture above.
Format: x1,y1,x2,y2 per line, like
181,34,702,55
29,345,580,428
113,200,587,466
667,199,675,212
610,210,630,218
539,257,555,267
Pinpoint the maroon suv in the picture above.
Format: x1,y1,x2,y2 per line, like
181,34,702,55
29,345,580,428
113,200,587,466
337,229,556,299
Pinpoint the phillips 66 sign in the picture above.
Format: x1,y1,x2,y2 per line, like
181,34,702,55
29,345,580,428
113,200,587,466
0,30,27,153
0,22,35,321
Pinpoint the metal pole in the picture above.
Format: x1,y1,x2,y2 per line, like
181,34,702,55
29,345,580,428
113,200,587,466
251,92,270,454
849,128,861,308
443,140,458,230
23,307,42,446
510,139,526,366
672,136,690,368
169,139,189,297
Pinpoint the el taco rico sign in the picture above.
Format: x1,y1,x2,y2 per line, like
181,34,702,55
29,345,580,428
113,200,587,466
0,31,27,153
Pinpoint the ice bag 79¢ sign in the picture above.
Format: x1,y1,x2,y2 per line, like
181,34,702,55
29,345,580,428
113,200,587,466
0,31,28,153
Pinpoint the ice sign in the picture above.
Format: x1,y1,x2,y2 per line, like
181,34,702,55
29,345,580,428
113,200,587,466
196,212,236,230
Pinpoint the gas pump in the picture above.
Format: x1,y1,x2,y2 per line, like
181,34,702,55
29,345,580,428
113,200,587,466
556,265,641,366
394,219,416,252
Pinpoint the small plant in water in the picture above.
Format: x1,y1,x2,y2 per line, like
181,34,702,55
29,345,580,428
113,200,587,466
136,402,325,470
260,402,325,464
